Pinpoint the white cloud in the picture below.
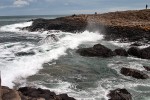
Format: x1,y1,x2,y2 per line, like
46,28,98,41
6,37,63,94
13,0,34,7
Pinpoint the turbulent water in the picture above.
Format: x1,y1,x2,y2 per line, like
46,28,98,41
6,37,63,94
0,15,150,100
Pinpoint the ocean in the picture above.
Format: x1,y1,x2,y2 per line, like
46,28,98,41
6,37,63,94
0,15,150,100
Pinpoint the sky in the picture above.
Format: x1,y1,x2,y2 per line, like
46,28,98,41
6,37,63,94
0,0,150,16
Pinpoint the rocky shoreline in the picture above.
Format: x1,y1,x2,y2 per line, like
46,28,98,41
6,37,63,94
23,9,150,44
16,9,150,100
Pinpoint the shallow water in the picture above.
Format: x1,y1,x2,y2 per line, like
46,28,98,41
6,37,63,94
0,15,150,100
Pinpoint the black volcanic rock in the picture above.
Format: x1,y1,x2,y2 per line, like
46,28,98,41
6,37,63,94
77,44,115,57
127,47,140,57
107,88,132,100
114,48,128,56
120,67,149,79
25,17,87,33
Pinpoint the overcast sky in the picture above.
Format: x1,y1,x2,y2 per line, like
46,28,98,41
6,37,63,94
0,0,150,16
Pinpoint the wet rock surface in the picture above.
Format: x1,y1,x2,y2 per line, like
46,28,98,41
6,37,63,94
76,44,115,57
120,67,149,79
107,88,132,100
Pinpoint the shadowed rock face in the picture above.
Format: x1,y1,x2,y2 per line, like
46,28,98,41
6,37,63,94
120,67,149,79
107,88,132,100
76,44,115,57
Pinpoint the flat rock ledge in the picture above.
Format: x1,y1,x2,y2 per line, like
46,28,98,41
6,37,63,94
1,86,75,100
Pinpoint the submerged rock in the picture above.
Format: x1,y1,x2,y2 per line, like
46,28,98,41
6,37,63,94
15,51,35,56
114,48,128,57
120,67,149,79
107,88,132,100
76,44,115,57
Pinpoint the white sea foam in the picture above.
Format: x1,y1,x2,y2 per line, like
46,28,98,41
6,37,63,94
0,21,33,33
0,21,104,89
109,40,131,48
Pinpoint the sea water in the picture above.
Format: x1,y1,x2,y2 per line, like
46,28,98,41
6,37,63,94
0,15,150,100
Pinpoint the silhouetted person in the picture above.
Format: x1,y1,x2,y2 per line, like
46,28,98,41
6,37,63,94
146,4,148,9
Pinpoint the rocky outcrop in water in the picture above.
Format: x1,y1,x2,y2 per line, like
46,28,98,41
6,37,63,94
0,86,75,100
127,46,150,59
76,44,115,57
15,51,35,56
120,67,149,79
107,88,132,100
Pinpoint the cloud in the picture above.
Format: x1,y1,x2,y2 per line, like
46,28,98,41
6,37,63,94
13,0,33,7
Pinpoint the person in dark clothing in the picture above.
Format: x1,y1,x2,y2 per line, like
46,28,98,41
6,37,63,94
146,4,148,9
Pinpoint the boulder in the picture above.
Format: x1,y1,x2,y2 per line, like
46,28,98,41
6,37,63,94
120,67,149,79
114,48,128,56
77,44,115,57
143,66,150,71
107,88,132,100
127,46,150,59
15,51,35,56
18,87,76,100
127,47,140,57
18,87,55,100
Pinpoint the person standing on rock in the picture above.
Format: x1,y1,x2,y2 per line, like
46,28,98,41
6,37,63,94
146,4,148,9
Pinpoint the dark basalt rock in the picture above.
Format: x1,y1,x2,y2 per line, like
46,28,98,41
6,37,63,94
18,87,75,100
15,51,35,56
120,67,149,79
107,88,132,100
127,47,140,57
127,46,150,59
114,48,128,57
77,44,115,57
24,17,87,33
143,66,150,71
